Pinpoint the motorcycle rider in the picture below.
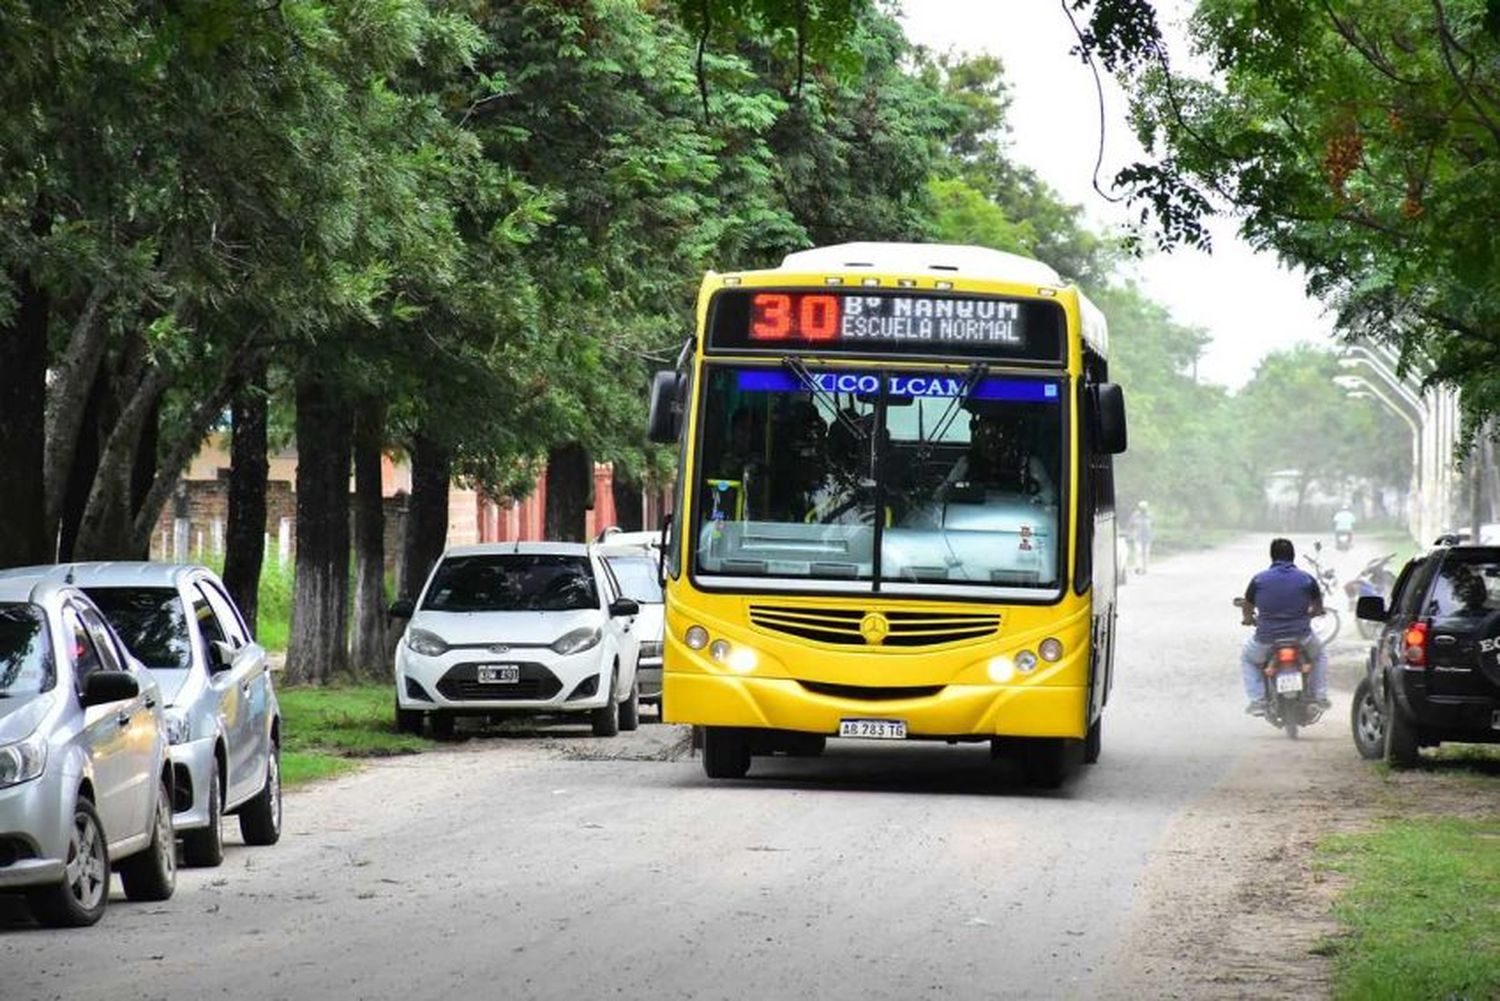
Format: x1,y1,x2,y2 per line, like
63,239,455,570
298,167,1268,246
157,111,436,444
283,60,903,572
1240,537,1332,716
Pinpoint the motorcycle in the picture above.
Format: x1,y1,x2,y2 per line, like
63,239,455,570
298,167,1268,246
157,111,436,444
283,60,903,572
1235,597,1326,739
1302,542,1341,645
1343,553,1398,640
1334,529,1353,551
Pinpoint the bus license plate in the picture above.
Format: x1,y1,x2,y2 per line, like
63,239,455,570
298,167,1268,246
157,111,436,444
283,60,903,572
1275,672,1304,694
839,718,907,740
477,664,520,684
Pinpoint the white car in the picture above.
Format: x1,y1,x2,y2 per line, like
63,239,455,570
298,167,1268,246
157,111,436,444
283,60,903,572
391,543,642,738
0,567,175,927
598,544,665,714
73,563,282,868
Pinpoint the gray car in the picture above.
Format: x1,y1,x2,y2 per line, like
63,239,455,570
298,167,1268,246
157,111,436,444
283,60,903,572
73,563,282,867
0,568,176,927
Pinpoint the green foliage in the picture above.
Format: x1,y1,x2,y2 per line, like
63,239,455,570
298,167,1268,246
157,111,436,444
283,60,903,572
1320,816,1500,1000
278,684,432,758
1107,0,1500,429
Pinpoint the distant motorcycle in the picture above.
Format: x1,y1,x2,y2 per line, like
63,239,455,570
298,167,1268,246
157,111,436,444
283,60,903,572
1302,542,1341,645
1235,597,1326,739
1334,529,1353,551
1344,553,1398,641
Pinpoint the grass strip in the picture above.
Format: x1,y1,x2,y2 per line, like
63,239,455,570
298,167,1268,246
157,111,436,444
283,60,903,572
277,683,430,787
1320,816,1500,1001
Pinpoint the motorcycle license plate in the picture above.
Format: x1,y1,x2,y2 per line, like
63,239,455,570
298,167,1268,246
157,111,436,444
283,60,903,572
1275,672,1304,694
839,718,907,740
477,664,521,684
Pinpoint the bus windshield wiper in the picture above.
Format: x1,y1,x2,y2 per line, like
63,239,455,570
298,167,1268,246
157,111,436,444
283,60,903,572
782,357,869,441
916,363,987,460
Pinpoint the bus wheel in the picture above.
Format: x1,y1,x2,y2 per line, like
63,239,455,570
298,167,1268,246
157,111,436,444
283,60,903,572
1020,738,1069,789
702,727,751,779
1083,718,1102,764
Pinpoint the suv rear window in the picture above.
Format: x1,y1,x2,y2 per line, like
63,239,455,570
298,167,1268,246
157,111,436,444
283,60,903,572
422,555,598,613
0,603,54,696
1428,554,1500,619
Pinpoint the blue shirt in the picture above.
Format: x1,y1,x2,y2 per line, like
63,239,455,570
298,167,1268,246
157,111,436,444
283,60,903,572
1246,561,1320,641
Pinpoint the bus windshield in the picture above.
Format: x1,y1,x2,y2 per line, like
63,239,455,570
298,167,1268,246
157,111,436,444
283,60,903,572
692,365,1064,592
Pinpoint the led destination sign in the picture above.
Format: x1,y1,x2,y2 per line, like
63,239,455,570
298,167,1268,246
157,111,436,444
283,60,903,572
735,369,1061,403
707,289,1065,361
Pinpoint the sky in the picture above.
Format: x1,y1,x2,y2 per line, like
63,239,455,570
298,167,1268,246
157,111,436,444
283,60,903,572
899,0,1335,387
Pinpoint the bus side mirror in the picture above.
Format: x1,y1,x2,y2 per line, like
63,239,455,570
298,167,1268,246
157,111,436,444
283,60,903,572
1093,383,1127,455
647,370,684,444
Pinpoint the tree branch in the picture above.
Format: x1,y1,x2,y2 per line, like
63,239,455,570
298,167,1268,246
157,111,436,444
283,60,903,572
42,284,110,535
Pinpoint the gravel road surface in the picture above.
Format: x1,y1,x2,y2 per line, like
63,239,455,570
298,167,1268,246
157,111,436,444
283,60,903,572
2,536,1384,1000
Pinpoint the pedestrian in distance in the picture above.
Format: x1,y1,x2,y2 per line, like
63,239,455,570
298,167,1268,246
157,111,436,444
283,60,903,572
1130,500,1153,574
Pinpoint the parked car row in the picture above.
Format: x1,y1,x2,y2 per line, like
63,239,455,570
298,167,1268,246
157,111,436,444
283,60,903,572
391,539,666,737
1350,538,1500,766
0,563,280,928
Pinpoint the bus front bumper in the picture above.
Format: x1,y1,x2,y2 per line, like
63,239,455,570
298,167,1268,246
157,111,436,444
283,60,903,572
664,673,1088,740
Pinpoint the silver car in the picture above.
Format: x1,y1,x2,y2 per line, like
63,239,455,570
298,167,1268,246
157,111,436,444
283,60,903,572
74,563,282,867
0,568,176,927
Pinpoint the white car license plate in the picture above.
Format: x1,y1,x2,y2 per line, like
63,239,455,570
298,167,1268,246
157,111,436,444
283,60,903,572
1275,672,1304,694
839,718,907,740
477,664,520,684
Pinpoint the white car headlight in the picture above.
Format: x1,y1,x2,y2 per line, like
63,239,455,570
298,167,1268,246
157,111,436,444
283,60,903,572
0,732,47,789
551,627,602,656
406,628,451,657
164,709,191,746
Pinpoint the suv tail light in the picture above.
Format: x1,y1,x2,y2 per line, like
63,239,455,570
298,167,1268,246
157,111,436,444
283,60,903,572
1403,622,1429,667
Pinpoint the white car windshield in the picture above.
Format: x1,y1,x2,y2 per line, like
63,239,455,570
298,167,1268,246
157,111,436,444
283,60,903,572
0,603,54,697
85,587,193,670
605,556,664,604
423,555,598,613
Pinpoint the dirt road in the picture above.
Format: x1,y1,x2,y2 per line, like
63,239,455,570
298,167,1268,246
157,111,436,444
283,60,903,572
2,537,1397,999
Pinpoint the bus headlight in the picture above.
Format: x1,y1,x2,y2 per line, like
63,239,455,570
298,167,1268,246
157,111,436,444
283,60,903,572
726,647,758,673
987,657,1015,684
685,625,709,650
1039,638,1064,662
1015,650,1039,674
709,639,731,662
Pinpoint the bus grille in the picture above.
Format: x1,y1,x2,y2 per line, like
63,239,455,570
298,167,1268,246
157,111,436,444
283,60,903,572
748,606,1000,647
798,681,945,701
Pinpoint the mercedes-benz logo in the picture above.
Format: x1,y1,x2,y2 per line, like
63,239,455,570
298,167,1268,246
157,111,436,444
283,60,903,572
859,613,889,646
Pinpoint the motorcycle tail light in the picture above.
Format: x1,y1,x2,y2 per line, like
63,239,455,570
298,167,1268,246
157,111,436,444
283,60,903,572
1276,647,1299,664
1403,622,1429,667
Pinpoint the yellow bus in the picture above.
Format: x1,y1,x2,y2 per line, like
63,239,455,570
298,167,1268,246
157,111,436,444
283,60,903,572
646,243,1127,787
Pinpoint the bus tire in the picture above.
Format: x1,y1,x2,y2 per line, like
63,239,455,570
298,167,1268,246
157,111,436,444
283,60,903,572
1020,738,1069,789
702,727,750,779
1083,717,1101,764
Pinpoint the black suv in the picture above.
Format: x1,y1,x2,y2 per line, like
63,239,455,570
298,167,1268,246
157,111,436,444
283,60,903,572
1353,541,1500,766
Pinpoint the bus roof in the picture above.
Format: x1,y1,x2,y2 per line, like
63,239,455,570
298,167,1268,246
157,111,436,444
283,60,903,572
775,242,1063,287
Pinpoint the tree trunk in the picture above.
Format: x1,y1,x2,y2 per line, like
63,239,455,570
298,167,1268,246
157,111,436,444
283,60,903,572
42,285,110,545
286,374,353,685
72,364,169,559
399,432,451,601
545,442,593,542
223,364,269,633
0,269,51,568
57,369,107,562
350,398,388,678
611,470,644,532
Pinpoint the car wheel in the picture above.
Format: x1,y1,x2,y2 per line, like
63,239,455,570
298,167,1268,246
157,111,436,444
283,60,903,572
1020,738,1070,789
702,726,751,779
27,797,110,928
1083,716,1102,764
395,696,424,735
238,745,282,846
181,763,224,867
429,711,456,741
1383,687,1421,768
1350,678,1386,760
119,776,176,902
591,682,620,738
618,680,640,732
